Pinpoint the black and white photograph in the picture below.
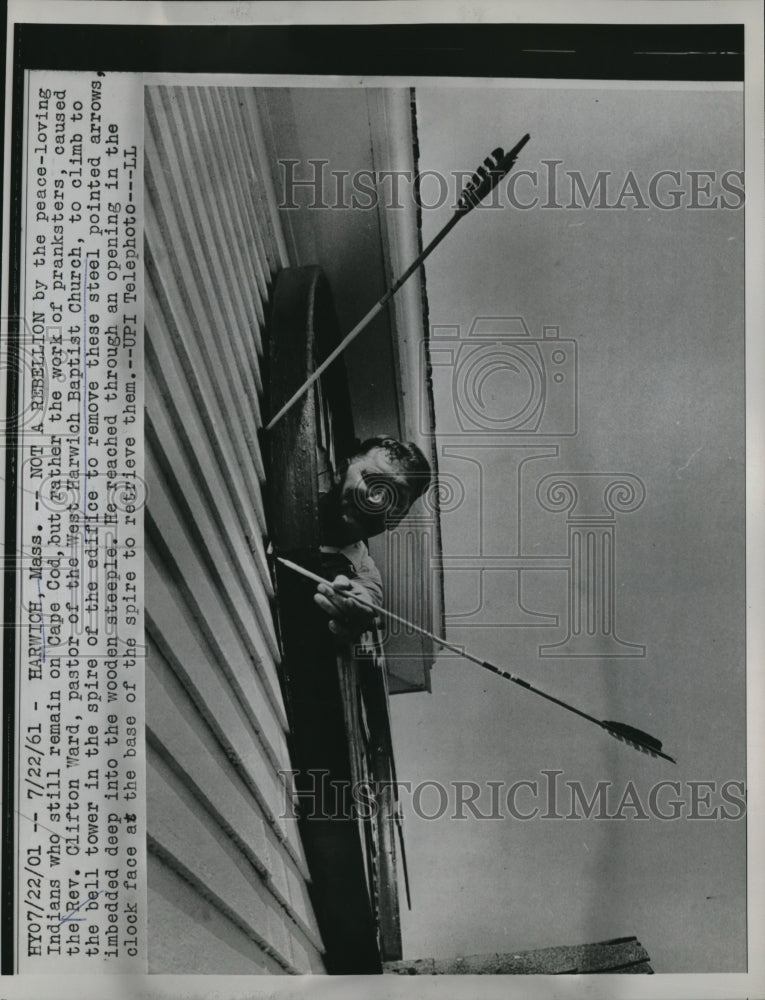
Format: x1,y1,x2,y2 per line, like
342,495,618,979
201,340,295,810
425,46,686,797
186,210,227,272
1,2,763,996
142,68,748,977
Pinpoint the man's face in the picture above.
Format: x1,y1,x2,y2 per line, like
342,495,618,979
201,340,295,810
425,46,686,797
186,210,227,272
337,446,414,542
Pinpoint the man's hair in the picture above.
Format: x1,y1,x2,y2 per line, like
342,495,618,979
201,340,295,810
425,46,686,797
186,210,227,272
354,436,432,502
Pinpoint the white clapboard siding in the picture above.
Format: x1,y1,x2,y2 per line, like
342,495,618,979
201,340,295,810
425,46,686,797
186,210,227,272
144,84,325,973
145,289,273,605
146,636,322,945
148,854,287,975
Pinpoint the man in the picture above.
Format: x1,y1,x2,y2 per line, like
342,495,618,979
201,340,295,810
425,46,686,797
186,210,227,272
314,436,431,639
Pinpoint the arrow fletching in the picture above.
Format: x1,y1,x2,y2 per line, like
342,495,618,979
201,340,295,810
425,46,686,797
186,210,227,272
602,721,676,763
455,133,531,214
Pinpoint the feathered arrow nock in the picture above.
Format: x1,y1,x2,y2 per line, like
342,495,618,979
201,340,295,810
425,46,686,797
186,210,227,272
455,135,531,214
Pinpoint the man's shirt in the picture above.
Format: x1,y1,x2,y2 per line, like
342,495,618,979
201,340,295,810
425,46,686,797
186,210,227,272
320,540,384,606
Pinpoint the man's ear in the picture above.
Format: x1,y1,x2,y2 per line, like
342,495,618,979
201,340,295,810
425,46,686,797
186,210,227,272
338,438,362,475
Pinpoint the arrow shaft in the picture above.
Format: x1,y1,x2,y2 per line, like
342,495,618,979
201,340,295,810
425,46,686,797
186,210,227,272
278,555,462,650
266,135,531,432
265,212,463,432
265,213,466,431
276,556,673,761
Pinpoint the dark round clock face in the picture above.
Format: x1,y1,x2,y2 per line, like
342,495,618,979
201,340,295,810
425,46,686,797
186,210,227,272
454,343,545,431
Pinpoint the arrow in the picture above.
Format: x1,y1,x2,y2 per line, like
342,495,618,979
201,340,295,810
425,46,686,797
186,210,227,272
276,556,676,764
265,135,531,432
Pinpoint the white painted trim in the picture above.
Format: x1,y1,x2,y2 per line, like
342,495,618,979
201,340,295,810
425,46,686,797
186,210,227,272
367,88,446,665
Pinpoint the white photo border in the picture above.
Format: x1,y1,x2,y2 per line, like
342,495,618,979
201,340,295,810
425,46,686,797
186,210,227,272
1,2,762,997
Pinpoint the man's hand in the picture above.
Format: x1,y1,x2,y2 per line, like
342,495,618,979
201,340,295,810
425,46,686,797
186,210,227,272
314,574,377,640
